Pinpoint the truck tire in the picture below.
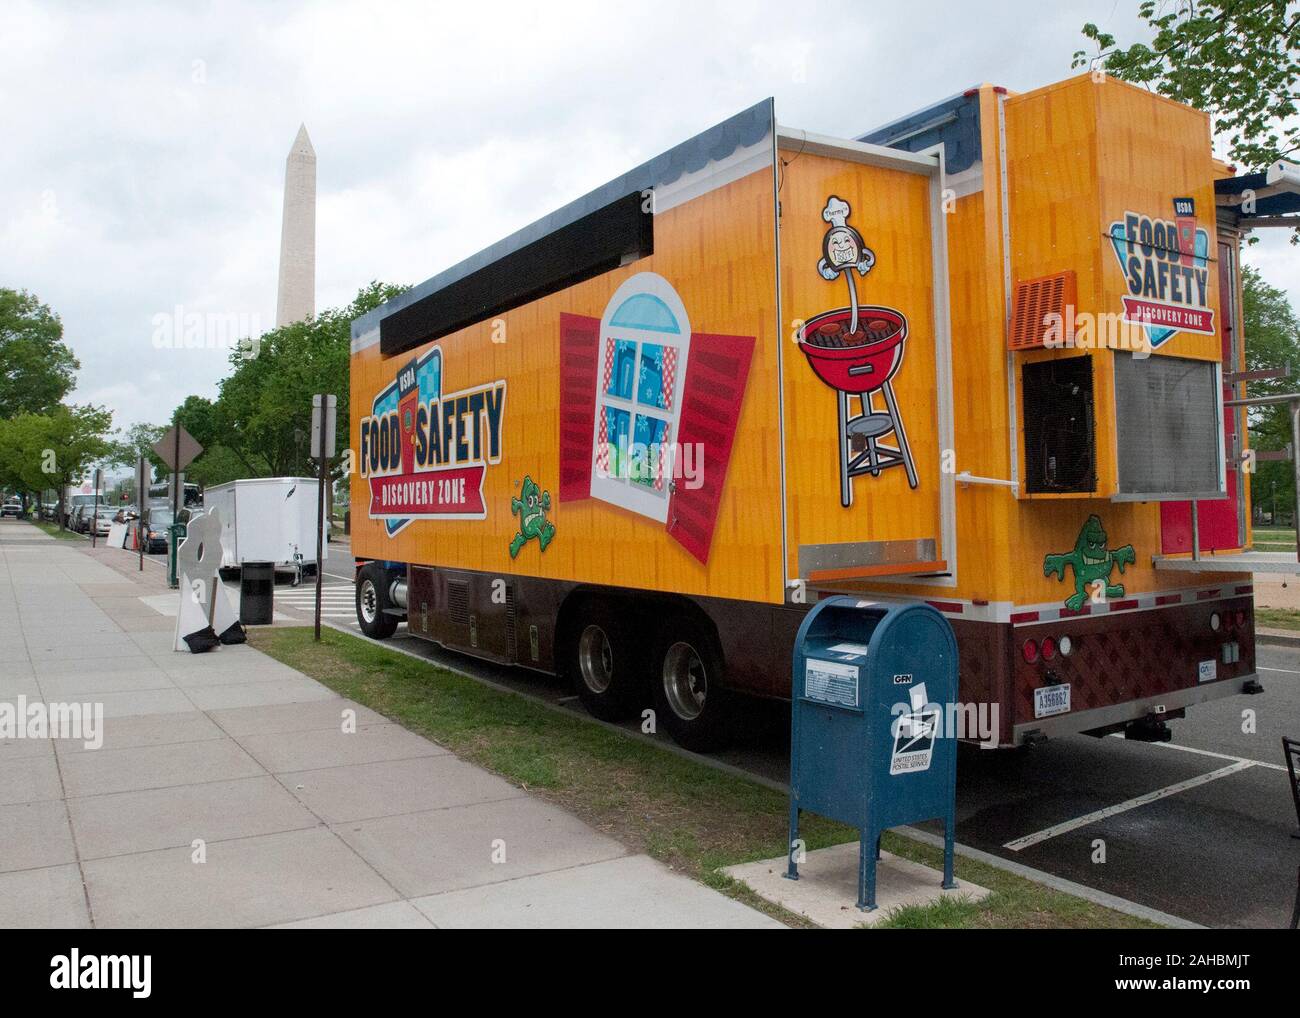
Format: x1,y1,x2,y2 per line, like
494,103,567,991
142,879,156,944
356,563,399,639
652,616,730,752
569,604,644,722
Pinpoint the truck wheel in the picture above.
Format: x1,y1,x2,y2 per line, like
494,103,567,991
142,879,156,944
652,617,730,752
356,563,399,639
570,605,643,722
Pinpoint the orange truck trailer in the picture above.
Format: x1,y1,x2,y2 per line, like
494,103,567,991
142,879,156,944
349,72,1279,752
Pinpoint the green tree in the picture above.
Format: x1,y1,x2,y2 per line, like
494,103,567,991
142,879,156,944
0,289,80,418
1074,1,1300,170
1240,266,1300,519
182,281,405,484
109,422,167,483
0,405,113,525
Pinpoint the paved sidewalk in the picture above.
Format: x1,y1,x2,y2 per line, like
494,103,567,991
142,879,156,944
0,521,780,929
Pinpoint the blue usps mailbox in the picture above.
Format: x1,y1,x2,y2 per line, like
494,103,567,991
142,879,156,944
786,596,959,910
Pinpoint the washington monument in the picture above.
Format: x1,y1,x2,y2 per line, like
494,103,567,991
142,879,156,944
276,123,315,327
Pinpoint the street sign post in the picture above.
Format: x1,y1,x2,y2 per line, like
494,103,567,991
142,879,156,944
136,456,149,572
311,394,337,641
152,424,203,588
91,468,102,549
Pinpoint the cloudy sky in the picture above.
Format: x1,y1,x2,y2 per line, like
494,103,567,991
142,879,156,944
3,0,1296,434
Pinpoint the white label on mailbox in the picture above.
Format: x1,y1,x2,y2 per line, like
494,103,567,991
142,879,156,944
805,658,859,708
1198,659,1217,683
826,642,870,656
1033,683,1071,719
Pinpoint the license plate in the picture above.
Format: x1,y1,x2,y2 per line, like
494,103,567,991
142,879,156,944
1034,683,1071,719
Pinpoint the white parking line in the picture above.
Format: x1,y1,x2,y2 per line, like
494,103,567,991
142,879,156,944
1003,760,1256,851
1258,665,1300,675
1117,734,1289,772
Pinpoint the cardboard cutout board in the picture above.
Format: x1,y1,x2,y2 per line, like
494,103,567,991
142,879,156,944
173,509,245,652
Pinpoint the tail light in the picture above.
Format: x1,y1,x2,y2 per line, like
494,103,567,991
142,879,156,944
1040,636,1057,660
1058,635,1073,656
1210,612,1221,632
1021,639,1039,663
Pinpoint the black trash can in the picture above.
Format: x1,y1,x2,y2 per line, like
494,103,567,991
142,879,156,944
240,561,275,625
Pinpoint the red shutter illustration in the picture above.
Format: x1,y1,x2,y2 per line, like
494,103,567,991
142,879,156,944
558,313,600,501
667,331,756,564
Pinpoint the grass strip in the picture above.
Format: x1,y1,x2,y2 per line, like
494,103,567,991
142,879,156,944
29,520,84,541
249,626,1157,929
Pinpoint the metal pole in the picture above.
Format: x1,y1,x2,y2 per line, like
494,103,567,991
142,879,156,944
91,468,100,548
1191,499,1200,562
169,427,182,589
314,393,327,641
1291,400,1300,563
137,456,144,572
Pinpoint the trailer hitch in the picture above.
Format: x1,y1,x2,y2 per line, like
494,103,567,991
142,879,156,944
1124,714,1172,743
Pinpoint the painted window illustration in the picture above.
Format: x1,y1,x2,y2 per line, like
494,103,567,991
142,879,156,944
556,271,755,565
590,274,690,521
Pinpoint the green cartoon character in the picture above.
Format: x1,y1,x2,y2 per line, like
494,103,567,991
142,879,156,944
509,476,555,558
1043,515,1136,611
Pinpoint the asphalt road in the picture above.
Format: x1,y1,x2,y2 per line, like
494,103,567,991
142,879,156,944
116,532,1300,929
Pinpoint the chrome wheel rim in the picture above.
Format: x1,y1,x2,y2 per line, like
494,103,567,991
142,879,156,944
359,579,379,624
663,642,706,720
578,624,614,694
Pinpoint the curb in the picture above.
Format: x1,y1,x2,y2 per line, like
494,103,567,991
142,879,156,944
1256,627,1300,648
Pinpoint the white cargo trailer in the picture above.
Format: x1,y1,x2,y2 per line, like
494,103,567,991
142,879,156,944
203,477,329,574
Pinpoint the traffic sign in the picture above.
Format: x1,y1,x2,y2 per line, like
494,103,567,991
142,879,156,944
152,425,203,472
311,394,337,460
135,457,151,503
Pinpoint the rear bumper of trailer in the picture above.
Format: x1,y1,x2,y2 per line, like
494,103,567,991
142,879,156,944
991,589,1256,747
1010,672,1257,745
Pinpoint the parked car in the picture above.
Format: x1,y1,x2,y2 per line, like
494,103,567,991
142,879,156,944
91,507,115,536
141,505,192,553
72,504,101,533
1,499,21,519
41,503,57,521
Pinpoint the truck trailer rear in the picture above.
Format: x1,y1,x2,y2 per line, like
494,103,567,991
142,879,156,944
349,73,1266,751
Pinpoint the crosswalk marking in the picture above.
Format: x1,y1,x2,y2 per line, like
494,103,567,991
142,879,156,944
233,582,371,628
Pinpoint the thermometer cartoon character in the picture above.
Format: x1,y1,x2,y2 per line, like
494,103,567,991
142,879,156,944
817,196,876,336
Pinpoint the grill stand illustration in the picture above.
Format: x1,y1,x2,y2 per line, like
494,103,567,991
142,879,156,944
799,196,919,507
835,367,918,507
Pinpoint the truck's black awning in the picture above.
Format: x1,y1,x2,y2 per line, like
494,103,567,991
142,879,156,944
1215,164,1300,225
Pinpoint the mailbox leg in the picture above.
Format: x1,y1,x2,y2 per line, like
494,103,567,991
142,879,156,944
858,829,878,911
941,817,957,890
784,804,800,881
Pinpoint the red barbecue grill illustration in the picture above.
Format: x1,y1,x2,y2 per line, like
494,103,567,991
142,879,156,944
798,195,918,507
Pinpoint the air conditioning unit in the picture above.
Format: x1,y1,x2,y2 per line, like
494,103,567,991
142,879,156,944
1021,355,1096,494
